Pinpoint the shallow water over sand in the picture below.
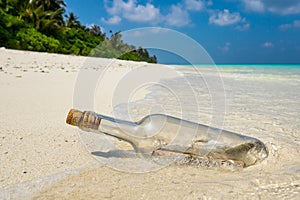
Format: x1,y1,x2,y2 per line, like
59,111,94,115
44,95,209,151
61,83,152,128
101,65,300,198
1,49,299,199
61,65,300,199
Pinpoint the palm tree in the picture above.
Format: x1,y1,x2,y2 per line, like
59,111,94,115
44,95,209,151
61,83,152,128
45,0,66,10
28,0,65,26
5,0,29,15
43,0,65,26
0,0,6,9
88,24,105,39
24,0,65,34
65,12,81,28
29,0,66,11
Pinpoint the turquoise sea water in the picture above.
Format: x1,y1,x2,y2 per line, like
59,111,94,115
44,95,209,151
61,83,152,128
217,64,300,73
216,64,300,68
187,64,300,78
182,64,300,68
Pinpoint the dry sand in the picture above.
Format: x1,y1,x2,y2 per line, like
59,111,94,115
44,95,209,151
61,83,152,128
0,48,300,199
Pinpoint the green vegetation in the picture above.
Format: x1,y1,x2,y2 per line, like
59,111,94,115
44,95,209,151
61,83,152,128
0,0,157,63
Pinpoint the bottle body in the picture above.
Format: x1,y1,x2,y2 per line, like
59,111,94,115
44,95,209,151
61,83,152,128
66,109,268,167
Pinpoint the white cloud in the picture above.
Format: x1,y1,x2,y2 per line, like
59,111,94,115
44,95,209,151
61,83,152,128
103,0,160,24
165,4,190,27
242,0,300,15
105,0,134,15
209,9,242,26
207,0,213,6
279,24,292,31
236,22,250,31
208,9,250,30
165,0,210,26
101,16,122,25
267,3,300,15
262,42,274,48
220,42,231,52
243,0,264,12
102,0,211,27
184,0,205,11
279,20,300,30
125,3,160,22
293,20,300,27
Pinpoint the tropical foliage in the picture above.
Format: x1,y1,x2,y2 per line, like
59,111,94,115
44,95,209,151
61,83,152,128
0,0,157,63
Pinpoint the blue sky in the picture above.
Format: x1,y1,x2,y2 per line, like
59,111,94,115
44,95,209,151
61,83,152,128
64,0,300,64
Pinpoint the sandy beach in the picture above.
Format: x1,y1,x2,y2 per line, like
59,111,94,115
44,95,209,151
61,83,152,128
1,48,300,199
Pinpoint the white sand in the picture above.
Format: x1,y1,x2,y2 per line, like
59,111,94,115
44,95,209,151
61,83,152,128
0,48,300,199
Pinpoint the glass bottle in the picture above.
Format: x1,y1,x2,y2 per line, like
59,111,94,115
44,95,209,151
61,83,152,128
66,109,268,167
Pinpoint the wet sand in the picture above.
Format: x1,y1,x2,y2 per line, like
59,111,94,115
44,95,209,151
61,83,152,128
0,48,300,199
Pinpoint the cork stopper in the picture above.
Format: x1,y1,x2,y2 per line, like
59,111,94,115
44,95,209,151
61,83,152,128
66,109,101,130
66,109,83,127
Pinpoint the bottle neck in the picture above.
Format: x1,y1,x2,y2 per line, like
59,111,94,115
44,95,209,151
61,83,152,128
95,113,137,127
95,113,141,146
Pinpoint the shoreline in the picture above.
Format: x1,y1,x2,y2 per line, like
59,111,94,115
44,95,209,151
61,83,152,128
1,49,299,199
